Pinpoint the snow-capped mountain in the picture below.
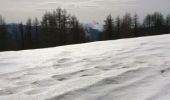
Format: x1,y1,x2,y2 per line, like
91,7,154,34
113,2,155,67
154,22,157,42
0,34,170,100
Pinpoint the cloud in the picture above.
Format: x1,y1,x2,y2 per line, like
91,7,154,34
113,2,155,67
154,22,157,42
1,0,170,23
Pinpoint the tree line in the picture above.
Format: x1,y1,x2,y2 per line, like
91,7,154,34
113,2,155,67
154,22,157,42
101,12,170,40
0,9,170,52
0,8,87,51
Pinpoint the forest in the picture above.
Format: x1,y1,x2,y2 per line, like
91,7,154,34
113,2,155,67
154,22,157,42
0,8,170,51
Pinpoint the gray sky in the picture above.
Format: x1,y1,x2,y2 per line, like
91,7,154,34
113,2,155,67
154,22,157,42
0,0,170,24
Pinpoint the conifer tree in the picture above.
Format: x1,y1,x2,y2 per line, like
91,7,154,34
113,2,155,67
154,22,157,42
33,18,39,48
26,18,32,48
18,22,25,49
0,15,8,51
132,13,140,37
166,15,170,33
102,14,114,40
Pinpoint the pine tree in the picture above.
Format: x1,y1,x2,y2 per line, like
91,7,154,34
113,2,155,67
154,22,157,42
153,12,164,34
41,12,50,47
115,16,121,39
0,15,8,51
102,14,114,40
132,13,140,37
18,22,25,49
69,16,86,44
143,14,153,35
33,18,39,48
26,18,33,49
121,13,132,38
166,15,170,33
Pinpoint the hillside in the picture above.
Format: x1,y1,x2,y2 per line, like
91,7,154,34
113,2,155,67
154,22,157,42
0,34,170,100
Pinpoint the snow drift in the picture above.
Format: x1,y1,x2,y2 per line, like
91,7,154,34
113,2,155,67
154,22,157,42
0,34,170,100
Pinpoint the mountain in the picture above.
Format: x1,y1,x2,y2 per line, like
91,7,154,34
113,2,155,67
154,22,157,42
82,22,102,41
0,34,170,100
84,26,101,41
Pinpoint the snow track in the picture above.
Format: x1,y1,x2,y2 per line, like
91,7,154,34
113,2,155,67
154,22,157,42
0,34,170,100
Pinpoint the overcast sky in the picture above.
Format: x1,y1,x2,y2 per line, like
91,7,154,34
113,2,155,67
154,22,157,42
0,0,170,23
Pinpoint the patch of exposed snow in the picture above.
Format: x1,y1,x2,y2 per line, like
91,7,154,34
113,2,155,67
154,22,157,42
0,34,170,100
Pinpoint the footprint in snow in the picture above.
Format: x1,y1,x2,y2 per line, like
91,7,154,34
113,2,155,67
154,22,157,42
25,88,46,95
51,69,95,81
31,79,57,87
160,68,170,77
52,75,68,81
0,86,26,96
0,89,14,96
57,58,71,63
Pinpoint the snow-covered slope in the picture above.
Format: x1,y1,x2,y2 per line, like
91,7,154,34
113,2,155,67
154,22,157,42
0,34,170,100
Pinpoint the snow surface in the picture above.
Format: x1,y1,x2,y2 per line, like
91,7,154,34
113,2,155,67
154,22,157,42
0,34,170,100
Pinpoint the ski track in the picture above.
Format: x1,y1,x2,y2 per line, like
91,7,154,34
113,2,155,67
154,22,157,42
0,34,170,100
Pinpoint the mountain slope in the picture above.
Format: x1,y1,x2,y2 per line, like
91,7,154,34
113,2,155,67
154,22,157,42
84,26,100,41
0,34,170,100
